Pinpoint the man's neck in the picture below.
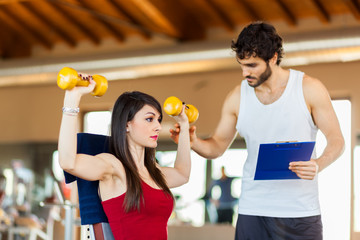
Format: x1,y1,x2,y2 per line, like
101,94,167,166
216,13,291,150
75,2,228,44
254,67,290,105
260,67,289,92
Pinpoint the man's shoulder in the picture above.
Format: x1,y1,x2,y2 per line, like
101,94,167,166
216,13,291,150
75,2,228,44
301,73,324,91
300,72,329,106
302,73,319,82
224,84,241,109
228,84,242,99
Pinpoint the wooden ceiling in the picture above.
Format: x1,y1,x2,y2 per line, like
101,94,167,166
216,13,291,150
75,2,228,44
0,0,360,59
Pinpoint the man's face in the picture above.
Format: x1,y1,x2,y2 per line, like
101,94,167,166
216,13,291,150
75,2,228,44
237,56,272,88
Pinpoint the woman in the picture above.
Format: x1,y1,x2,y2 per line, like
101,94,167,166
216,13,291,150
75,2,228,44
58,77,191,239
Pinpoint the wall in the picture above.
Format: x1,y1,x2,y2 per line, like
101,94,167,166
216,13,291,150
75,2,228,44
0,60,359,144
0,68,239,144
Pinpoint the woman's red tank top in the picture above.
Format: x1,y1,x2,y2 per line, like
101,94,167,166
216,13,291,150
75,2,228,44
102,181,174,240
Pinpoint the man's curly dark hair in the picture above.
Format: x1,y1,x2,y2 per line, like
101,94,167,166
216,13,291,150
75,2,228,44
231,22,284,65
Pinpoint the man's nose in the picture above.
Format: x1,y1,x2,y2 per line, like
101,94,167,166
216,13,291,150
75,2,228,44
242,68,250,78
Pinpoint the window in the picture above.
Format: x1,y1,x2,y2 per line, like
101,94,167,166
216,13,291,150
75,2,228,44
155,149,247,226
317,100,351,240
156,151,207,226
84,111,111,135
52,151,63,182
211,149,246,199
3,168,13,196
210,149,247,225
354,146,360,232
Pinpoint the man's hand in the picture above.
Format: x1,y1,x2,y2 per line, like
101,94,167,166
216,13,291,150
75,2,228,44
289,159,319,180
170,123,196,145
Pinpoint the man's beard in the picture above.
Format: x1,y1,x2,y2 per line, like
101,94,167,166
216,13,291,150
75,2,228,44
247,62,272,88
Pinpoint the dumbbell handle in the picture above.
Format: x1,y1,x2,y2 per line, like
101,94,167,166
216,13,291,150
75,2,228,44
163,96,199,123
57,67,108,97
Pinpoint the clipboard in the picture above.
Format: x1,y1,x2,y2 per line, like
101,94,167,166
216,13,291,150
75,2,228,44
254,141,315,180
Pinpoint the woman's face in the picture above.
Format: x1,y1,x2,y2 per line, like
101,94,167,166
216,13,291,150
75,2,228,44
126,104,162,148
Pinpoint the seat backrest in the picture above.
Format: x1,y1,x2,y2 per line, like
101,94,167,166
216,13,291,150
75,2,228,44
64,133,114,240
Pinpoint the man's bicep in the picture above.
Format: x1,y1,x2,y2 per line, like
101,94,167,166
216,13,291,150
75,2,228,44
212,106,238,150
307,79,341,138
214,87,240,148
313,100,341,139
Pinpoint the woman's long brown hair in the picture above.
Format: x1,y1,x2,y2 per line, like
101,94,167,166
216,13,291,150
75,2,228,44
109,91,173,212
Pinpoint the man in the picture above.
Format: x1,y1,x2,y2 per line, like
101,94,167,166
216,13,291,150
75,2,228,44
171,22,344,239
207,166,238,224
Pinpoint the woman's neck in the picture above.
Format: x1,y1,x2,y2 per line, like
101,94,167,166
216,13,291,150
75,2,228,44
129,144,146,170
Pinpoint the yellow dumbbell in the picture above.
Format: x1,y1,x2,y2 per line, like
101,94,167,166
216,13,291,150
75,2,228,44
163,96,199,123
57,67,108,97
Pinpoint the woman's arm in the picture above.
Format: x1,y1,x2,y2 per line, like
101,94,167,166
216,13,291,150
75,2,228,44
58,77,113,181
160,105,191,188
170,86,240,159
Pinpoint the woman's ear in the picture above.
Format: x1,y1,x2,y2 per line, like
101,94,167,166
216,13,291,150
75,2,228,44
126,122,130,133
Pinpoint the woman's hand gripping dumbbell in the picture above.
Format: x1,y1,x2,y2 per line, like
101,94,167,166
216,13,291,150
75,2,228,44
57,67,108,97
163,96,199,123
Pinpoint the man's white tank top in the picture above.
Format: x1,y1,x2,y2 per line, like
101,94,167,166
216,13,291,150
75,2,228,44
236,69,320,217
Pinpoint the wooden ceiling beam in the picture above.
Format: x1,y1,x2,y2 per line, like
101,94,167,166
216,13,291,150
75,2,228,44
130,0,182,38
0,0,30,4
309,0,331,23
21,1,77,47
0,35,31,58
0,8,52,49
107,0,152,40
0,13,34,58
206,0,235,32
48,1,101,45
0,21,7,58
152,0,205,40
78,0,125,42
0,11,28,44
344,0,360,20
235,0,262,22
274,0,297,26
